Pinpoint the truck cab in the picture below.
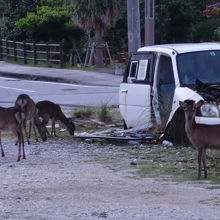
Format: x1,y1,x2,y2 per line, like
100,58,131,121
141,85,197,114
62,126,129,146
119,43,220,142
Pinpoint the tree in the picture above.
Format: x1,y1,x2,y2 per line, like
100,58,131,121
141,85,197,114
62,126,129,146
72,0,123,67
15,0,84,42
155,0,198,43
3,0,37,39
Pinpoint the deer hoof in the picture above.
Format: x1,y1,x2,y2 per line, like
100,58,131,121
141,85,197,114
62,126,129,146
17,156,21,162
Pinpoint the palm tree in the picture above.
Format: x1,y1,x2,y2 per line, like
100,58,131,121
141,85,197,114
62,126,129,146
72,0,123,67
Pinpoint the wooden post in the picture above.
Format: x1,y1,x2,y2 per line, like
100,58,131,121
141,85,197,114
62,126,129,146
105,42,114,66
33,42,37,64
74,44,83,66
0,38,2,60
46,43,49,64
14,40,17,61
23,41,27,64
6,39,9,59
60,42,64,68
88,42,95,66
84,46,90,66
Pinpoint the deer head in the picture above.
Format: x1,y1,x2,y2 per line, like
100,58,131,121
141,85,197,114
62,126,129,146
179,100,203,122
66,117,75,136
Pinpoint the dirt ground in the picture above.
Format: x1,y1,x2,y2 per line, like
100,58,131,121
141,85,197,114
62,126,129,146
1,136,220,220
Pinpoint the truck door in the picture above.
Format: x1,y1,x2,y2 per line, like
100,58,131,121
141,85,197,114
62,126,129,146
119,52,154,129
152,55,176,124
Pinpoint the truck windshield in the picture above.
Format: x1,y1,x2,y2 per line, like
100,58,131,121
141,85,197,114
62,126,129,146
177,50,220,86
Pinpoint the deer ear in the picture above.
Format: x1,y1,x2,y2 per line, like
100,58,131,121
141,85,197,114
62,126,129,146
179,101,185,108
195,100,204,109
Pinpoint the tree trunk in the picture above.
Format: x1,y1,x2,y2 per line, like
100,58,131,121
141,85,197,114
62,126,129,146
95,26,104,68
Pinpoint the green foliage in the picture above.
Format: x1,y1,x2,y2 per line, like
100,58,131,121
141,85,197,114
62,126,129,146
155,0,199,43
73,0,123,38
194,18,220,42
97,104,112,123
104,12,128,56
15,4,82,42
3,0,37,40
214,26,220,41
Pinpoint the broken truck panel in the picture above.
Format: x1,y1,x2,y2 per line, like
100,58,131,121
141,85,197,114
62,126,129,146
119,43,220,143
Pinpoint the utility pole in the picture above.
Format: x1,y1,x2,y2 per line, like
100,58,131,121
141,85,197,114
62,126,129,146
127,0,141,54
145,0,155,46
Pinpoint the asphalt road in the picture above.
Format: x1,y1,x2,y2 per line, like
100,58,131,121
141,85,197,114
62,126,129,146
0,77,119,107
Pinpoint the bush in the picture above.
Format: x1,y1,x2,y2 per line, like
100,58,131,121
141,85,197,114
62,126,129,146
194,18,220,42
97,105,112,123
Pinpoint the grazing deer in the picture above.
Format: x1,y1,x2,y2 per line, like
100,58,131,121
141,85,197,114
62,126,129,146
36,100,75,137
180,99,220,179
15,94,47,144
0,106,25,161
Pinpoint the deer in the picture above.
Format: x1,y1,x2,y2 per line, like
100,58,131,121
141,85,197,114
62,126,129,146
0,106,25,161
36,100,75,137
179,99,220,179
15,94,47,144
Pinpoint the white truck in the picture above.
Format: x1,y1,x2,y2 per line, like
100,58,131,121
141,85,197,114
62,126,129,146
119,43,220,143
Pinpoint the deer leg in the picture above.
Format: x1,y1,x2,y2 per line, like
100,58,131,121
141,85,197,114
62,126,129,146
21,130,26,159
23,120,30,144
28,120,32,138
42,116,51,137
202,148,207,179
16,130,21,162
31,118,39,142
0,132,5,157
51,118,57,137
198,148,202,180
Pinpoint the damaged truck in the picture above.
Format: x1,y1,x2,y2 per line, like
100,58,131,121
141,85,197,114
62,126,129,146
119,43,220,144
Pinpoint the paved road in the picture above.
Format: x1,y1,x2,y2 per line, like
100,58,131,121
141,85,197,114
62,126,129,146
0,77,119,107
0,61,122,87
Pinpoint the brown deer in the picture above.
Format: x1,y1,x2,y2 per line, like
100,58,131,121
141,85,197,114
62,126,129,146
36,100,75,137
15,94,47,144
0,106,25,161
180,99,220,179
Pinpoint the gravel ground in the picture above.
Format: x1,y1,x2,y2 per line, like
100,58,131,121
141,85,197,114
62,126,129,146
0,136,220,220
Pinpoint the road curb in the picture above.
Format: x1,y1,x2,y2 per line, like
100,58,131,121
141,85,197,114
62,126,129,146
0,71,121,87
0,71,78,84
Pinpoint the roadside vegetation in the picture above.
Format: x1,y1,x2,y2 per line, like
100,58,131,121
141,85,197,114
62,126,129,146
1,0,220,68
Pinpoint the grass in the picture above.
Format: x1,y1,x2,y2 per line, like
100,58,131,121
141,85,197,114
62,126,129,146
2,57,115,70
126,144,220,185
73,107,94,120
97,104,112,122
71,105,122,133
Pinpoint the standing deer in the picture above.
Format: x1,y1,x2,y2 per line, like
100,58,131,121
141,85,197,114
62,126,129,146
15,94,47,144
36,100,75,137
0,106,25,161
180,99,220,179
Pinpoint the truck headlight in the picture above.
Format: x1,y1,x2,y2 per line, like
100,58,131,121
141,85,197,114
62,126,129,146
200,103,220,117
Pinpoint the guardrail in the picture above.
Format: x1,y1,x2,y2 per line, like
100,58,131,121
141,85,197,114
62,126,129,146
0,39,64,67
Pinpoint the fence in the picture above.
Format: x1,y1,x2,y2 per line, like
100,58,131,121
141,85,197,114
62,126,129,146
0,39,64,67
